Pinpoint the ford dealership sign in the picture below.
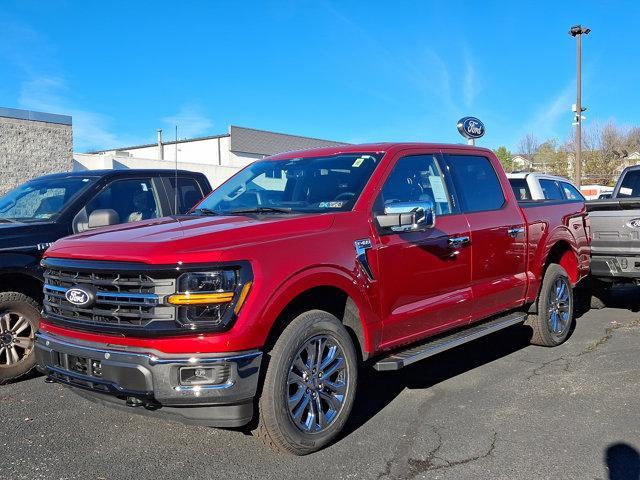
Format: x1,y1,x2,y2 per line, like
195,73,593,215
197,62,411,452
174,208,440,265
457,117,485,140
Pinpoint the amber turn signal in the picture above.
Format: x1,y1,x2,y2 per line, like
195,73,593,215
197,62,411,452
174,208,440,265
167,292,234,305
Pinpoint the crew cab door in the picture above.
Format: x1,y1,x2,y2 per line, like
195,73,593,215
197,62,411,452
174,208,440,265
442,151,527,321
373,150,472,348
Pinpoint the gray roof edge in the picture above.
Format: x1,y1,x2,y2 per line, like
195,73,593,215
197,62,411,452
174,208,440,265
0,106,72,125
230,125,346,145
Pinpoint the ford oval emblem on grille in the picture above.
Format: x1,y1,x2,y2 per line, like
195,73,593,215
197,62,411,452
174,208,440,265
626,218,640,229
65,286,95,308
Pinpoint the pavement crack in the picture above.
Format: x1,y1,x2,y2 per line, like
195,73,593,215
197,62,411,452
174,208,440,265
577,317,640,357
405,430,498,478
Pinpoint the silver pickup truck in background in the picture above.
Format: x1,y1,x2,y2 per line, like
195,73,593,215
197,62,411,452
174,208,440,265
586,165,640,303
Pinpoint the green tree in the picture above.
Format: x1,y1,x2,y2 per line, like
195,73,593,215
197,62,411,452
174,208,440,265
494,146,513,172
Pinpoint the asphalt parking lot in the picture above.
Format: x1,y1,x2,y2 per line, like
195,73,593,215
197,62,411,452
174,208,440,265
2,287,639,480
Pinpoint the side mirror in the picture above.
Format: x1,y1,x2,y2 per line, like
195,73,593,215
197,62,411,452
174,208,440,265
88,209,120,229
376,201,435,232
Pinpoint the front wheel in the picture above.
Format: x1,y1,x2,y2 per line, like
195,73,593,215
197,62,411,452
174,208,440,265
254,310,358,455
525,264,574,347
0,292,40,384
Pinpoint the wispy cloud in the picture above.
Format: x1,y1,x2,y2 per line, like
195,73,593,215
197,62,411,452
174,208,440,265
162,105,214,139
519,82,574,143
17,77,128,151
463,52,480,108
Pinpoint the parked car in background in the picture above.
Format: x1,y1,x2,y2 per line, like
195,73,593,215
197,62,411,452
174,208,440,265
0,169,211,383
507,173,584,201
586,165,640,304
35,144,589,454
580,184,615,200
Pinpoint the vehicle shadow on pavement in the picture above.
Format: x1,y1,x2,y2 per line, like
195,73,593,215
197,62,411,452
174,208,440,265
342,290,597,440
605,442,640,480
342,324,533,438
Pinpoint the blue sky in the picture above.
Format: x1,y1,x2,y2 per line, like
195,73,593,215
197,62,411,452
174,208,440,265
0,1,638,152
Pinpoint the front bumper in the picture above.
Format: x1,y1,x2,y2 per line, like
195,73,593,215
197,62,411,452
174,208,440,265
591,254,640,281
35,330,262,427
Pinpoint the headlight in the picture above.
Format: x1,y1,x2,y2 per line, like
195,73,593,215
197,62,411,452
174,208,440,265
167,269,252,331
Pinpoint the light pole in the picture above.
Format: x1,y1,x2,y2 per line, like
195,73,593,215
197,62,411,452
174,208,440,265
569,24,590,188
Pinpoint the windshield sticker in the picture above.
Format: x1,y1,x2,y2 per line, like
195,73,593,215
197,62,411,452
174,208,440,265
620,187,633,196
352,155,373,168
319,201,345,208
429,176,448,202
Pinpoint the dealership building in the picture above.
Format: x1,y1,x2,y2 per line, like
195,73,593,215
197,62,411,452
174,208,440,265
75,125,346,187
0,107,73,195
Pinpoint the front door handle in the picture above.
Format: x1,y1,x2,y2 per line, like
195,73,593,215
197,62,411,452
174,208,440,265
448,236,470,248
507,227,525,238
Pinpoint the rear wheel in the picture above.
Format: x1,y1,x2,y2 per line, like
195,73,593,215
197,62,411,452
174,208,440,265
254,310,358,455
0,292,40,384
525,264,574,347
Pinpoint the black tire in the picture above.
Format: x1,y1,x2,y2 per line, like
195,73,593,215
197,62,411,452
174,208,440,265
589,278,612,310
0,292,40,384
254,310,358,455
525,264,574,347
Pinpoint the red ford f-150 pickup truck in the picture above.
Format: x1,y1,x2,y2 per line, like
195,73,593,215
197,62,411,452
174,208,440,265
35,143,590,454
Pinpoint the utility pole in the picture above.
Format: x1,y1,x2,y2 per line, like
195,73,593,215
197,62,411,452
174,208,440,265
569,24,590,188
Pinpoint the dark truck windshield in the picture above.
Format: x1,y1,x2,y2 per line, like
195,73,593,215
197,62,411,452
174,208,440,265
617,169,640,197
196,153,383,214
0,176,96,222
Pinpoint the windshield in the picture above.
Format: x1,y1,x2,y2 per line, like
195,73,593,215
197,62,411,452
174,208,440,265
195,153,383,214
0,176,96,222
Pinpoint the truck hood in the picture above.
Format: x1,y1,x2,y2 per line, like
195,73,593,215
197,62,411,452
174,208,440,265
45,214,335,264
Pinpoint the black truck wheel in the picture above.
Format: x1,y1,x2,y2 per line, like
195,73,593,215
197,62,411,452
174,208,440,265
254,310,358,455
525,264,574,347
0,292,40,384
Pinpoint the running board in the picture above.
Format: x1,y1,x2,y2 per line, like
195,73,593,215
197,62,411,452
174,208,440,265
373,312,528,371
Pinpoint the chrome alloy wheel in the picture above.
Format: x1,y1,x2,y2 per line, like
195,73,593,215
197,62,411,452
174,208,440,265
0,312,34,366
547,278,571,336
287,335,348,433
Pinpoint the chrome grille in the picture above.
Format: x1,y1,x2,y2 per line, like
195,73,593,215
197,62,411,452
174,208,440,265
43,263,177,332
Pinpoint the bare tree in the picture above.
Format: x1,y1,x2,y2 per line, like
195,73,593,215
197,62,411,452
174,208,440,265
517,134,540,171
580,122,627,185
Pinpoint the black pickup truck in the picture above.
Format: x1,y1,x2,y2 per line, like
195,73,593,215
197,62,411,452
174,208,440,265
586,165,640,304
0,169,211,382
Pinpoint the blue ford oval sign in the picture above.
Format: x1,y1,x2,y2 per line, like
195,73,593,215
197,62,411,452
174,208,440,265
457,117,485,140
65,286,95,308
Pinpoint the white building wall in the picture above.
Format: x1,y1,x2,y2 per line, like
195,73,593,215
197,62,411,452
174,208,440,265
73,153,239,188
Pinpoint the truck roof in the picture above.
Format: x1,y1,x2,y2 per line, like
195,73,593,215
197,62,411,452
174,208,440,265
268,142,494,160
506,172,573,183
33,169,206,181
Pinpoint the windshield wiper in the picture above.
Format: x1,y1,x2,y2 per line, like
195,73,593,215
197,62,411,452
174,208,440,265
0,217,19,223
191,208,221,216
230,206,293,214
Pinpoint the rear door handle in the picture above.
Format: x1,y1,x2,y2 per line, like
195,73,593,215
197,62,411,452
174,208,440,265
448,236,470,247
507,227,525,238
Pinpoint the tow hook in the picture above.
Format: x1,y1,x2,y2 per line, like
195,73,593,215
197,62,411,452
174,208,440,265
126,396,145,407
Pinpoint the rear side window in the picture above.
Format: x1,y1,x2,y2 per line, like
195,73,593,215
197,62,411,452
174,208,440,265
509,178,532,200
618,170,640,197
447,155,505,212
539,179,564,200
560,182,584,200
167,177,204,214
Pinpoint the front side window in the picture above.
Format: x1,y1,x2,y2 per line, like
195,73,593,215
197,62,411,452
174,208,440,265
0,176,96,222
374,154,452,215
561,182,584,200
86,178,160,224
196,153,383,214
447,155,505,212
618,170,640,197
539,179,564,200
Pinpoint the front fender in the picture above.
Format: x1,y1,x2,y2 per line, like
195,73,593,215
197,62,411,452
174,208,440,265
254,265,381,355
